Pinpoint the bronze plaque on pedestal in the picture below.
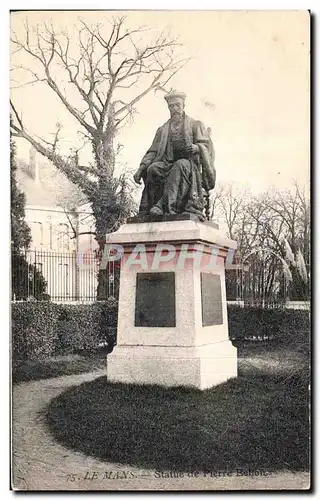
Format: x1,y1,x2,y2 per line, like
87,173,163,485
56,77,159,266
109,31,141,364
201,273,223,326
135,272,176,327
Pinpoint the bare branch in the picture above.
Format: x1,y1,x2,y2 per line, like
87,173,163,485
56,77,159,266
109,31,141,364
63,209,78,239
10,101,97,199
114,57,189,119
10,100,24,131
12,24,96,134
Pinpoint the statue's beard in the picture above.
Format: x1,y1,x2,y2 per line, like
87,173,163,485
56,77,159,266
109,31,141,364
170,111,183,122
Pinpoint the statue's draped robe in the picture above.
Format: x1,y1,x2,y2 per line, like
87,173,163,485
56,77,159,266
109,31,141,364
138,114,216,219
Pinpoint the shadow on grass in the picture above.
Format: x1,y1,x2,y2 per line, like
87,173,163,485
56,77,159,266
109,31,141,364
46,363,309,474
12,353,107,384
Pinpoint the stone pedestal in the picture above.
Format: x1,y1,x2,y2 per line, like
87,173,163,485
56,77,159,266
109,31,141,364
106,219,238,390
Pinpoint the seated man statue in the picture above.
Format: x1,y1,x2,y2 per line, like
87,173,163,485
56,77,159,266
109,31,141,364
133,90,216,221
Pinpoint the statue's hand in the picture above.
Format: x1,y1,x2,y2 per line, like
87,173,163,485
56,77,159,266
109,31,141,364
133,169,143,185
186,144,199,155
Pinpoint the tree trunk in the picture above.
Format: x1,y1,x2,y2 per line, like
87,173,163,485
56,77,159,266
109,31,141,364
94,213,109,301
91,114,118,300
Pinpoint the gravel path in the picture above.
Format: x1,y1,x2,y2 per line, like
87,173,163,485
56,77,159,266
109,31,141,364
12,370,310,491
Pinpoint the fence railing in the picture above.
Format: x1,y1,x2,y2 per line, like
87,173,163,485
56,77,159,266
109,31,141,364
11,249,310,307
11,249,118,302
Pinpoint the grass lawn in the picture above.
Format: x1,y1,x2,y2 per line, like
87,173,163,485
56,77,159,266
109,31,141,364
12,352,108,384
46,344,310,473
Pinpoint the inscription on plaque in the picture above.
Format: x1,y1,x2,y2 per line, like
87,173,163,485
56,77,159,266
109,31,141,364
135,272,176,327
201,273,223,326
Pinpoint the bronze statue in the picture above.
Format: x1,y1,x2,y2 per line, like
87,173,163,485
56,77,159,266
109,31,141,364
133,91,216,221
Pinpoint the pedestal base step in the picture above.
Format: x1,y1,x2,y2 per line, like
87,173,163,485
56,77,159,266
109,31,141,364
107,342,237,390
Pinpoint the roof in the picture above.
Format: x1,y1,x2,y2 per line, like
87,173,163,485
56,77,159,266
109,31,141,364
16,157,86,209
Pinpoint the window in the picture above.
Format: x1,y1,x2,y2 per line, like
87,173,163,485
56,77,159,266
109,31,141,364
30,222,43,247
49,223,53,250
57,223,70,251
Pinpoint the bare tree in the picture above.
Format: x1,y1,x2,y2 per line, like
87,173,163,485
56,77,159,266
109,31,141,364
211,183,255,257
212,180,310,303
248,184,310,299
211,183,259,302
11,16,188,297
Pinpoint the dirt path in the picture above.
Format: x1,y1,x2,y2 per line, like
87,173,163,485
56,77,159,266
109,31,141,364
12,371,310,491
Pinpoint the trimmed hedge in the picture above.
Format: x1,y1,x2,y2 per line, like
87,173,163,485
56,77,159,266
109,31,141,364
12,302,59,360
56,302,117,354
11,300,118,360
228,305,310,348
11,301,310,361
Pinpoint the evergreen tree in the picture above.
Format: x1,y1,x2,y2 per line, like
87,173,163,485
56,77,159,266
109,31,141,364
11,133,48,300
11,136,31,251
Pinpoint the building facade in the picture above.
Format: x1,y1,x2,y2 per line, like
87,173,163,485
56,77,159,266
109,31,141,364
16,147,98,301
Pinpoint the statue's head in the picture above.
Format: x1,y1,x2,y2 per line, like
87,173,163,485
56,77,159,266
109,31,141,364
164,90,186,119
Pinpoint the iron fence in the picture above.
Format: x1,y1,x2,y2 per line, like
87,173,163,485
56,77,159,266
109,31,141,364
11,249,309,307
11,249,118,302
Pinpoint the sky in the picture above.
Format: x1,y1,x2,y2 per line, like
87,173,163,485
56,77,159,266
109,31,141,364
10,10,310,194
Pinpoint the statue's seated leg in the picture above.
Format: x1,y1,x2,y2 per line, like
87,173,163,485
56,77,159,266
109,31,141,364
162,159,192,214
146,161,167,181
146,161,169,214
